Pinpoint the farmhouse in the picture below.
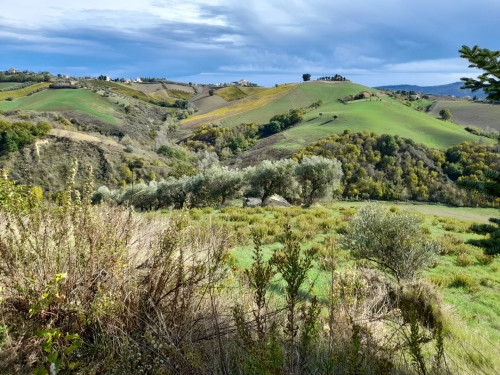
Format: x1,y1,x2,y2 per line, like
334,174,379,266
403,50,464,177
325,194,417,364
7,68,20,73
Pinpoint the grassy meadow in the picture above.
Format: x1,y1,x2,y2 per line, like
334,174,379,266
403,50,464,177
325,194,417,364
0,89,123,124
174,202,500,356
0,82,22,90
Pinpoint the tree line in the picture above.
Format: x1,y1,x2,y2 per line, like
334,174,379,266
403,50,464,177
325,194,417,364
294,131,499,206
92,156,343,209
0,71,51,83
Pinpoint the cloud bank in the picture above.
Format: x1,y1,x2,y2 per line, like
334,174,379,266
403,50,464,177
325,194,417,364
0,0,498,86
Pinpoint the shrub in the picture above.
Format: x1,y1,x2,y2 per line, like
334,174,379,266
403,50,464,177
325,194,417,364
449,274,477,292
439,108,452,121
343,204,439,282
455,254,474,267
475,253,495,265
0,167,233,373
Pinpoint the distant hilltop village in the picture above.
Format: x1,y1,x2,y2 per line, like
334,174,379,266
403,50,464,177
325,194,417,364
212,79,257,87
2,69,259,89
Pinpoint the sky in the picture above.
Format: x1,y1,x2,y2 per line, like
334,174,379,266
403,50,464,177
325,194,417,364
0,0,498,87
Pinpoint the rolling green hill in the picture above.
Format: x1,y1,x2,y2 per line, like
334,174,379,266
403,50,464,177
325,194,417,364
0,89,123,124
187,81,489,151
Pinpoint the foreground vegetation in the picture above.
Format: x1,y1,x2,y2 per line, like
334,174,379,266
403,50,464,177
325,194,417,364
1,166,499,374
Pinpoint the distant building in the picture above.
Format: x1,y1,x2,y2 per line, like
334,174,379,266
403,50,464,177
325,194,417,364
105,76,111,82
124,78,132,84
7,68,20,73
361,91,372,99
64,74,70,79
236,79,250,86
134,77,142,83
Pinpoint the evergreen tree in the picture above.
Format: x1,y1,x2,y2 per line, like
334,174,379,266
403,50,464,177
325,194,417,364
459,45,500,101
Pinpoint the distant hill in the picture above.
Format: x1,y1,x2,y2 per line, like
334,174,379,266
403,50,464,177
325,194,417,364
180,81,491,167
376,82,487,98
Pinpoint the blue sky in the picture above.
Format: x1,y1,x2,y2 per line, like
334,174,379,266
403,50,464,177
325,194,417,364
1,0,498,87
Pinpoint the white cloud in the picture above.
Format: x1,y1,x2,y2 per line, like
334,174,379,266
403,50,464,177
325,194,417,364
0,0,228,31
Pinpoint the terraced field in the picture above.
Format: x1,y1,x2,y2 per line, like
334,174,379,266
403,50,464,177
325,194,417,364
0,89,123,124
430,100,500,132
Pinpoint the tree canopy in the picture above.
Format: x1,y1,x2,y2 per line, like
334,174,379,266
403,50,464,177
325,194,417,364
439,108,452,121
459,45,500,101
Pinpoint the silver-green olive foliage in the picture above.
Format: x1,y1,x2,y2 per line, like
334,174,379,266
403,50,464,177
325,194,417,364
245,159,300,202
343,204,439,282
295,156,343,206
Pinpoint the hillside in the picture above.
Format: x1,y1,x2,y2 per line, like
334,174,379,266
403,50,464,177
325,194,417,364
376,82,487,98
182,81,489,165
0,89,124,124
430,100,500,132
0,79,495,194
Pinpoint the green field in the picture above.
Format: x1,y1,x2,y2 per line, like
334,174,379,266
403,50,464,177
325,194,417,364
0,82,22,90
0,89,123,124
216,82,488,150
431,100,500,132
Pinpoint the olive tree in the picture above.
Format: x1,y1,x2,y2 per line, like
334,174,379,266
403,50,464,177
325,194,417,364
295,156,343,206
245,159,300,203
157,176,192,208
204,166,244,207
343,204,439,282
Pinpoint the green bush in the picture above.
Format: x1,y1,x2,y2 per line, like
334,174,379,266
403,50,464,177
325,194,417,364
455,254,474,267
475,253,495,265
449,274,478,292
0,119,52,154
